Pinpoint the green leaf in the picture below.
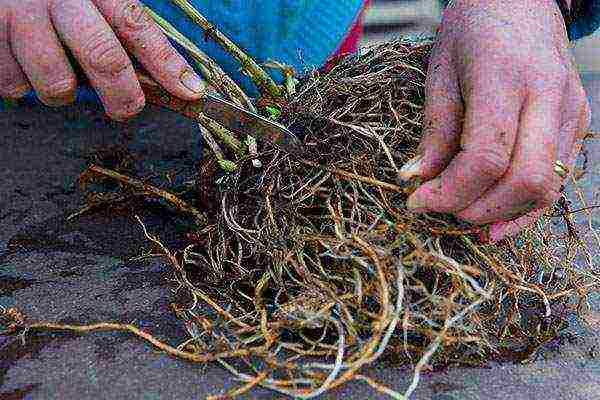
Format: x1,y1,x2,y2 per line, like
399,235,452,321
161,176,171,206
218,159,238,172
265,105,282,120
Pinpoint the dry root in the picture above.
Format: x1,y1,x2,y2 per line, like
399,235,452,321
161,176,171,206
3,25,599,400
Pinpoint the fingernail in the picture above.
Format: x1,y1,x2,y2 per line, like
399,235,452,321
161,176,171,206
180,70,207,94
398,155,423,181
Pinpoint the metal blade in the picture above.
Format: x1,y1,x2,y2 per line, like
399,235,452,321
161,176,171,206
136,72,301,153
202,94,301,151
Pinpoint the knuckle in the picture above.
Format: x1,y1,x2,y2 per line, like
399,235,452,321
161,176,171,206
528,61,568,92
542,55,570,77
145,38,185,71
82,30,129,75
472,149,510,178
111,0,153,32
147,39,179,64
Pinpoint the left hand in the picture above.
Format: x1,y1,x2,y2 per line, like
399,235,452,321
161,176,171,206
398,0,591,242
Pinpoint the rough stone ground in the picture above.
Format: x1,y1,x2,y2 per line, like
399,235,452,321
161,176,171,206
1,74,599,399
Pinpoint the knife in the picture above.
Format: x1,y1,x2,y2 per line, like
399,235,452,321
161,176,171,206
0,68,302,153
136,72,301,151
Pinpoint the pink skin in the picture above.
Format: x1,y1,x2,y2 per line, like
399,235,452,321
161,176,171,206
0,0,206,120
398,0,591,243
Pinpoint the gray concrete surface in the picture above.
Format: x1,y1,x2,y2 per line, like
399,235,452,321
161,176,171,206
0,74,599,399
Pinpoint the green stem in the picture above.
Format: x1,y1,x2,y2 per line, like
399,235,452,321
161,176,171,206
199,123,238,172
197,114,245,157
168,0,283,98
146,7,256,112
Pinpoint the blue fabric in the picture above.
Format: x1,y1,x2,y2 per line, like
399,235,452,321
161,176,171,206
0,0,364,110
141,1,364,94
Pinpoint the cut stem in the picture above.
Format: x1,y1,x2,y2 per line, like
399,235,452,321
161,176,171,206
197,114,245,157
200,123,238,172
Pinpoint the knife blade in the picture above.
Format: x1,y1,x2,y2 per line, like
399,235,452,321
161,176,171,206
137,73,302,152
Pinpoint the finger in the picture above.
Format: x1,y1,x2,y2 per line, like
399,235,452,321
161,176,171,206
484,209,545,243
398,33,462,181
458,76,565,225
93,0,206,100
50,0,144,120
406,55,524,214
560,72,591,169
10,0,77,106
0,7,31,98
484,71,590,240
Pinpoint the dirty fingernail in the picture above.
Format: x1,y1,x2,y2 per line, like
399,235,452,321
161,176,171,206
398,155,423,181
180,70,207,94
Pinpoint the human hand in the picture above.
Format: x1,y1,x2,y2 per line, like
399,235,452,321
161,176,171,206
0,0,206,120
398,0,591,242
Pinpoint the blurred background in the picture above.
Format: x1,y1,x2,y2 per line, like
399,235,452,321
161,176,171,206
363,0,442,46
363,0,600,72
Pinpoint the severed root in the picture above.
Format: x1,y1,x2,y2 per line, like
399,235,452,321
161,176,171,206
300,160,403,193
0,307,250,364
87,165,207,226
206,372,269,400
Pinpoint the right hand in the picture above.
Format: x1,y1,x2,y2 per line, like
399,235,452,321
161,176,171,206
399,0,590,242
0,0,206,120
